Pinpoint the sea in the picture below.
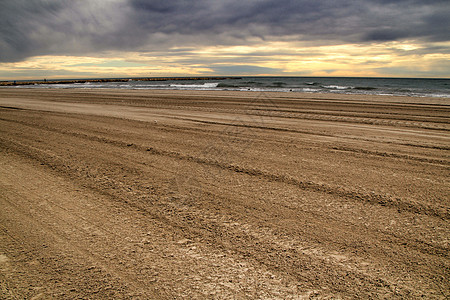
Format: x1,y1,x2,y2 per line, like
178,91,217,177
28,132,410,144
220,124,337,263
11,77,450,98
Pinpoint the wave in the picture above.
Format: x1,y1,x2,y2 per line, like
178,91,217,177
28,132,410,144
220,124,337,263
169,82,219,88
302,88,321,92
321,85,377,91
322,85,354,90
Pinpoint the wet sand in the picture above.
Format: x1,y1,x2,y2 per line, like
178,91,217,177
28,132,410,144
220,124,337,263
0,88,449,298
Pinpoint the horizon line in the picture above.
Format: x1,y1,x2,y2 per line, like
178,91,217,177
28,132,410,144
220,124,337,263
2,75,450,83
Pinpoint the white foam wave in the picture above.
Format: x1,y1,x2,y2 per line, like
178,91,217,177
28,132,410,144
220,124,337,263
169,82,219,88
302,88,320,92
322,85,353,90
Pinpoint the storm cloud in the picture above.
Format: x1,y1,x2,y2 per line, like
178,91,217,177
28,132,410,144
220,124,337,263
1,0,449,62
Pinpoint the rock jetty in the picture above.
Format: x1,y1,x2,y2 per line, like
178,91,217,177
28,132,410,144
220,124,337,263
0,77,240,86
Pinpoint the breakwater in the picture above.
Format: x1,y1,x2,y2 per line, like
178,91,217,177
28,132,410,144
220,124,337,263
0,77,240,86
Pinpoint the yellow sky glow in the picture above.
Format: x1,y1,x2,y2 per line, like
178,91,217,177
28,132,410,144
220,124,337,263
1,40,449,80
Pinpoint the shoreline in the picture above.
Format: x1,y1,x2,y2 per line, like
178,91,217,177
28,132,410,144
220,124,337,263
3,85,449,101
1,87,448,105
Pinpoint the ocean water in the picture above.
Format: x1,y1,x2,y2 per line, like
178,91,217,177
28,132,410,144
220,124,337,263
14,77,450,98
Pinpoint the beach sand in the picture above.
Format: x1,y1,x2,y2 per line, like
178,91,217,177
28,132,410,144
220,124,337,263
0,88,448,298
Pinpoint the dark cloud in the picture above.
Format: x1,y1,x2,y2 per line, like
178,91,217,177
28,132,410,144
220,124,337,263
364,30,407,42
0,1,68,61
0,0,132,62
0,0,449,62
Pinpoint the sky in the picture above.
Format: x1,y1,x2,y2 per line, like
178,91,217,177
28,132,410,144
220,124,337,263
1,0,449,80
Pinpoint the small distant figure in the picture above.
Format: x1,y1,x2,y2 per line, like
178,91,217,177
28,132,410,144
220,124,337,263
44,79,47,82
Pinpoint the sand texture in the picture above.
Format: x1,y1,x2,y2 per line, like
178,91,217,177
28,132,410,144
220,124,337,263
0,89,449,299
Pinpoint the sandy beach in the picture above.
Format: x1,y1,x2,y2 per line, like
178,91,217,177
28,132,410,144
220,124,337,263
0,88,448,298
